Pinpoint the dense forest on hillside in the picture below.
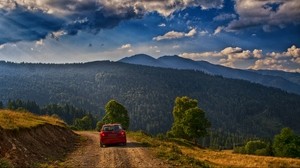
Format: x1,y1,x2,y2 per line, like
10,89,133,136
1,61,300,138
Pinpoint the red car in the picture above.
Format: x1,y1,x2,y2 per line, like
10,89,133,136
99,123,127,147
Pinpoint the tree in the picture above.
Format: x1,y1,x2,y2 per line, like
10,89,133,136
96,121,105,132
101,100,130,130
168,96,210,144
273,127,300,158
73,115,93,130
0,101,3,109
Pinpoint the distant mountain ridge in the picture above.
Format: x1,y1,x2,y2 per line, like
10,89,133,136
119,54,300,95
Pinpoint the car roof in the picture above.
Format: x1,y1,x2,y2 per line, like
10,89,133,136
103,123,121,126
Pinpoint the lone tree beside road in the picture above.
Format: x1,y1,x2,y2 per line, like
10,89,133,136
101,100,130,130
167,96,210,144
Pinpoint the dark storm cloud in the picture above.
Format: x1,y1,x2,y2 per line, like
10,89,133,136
0,6,64,44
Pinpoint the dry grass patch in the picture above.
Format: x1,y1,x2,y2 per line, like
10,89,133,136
181,147,300,167
0,109,65,130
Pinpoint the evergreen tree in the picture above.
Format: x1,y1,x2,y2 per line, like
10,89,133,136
0,101,3,109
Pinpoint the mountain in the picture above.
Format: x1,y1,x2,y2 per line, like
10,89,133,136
251,70,300,86
118,55,300,95
1,61,300,138
119,54,167,67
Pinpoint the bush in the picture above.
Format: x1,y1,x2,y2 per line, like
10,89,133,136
255,148,268,156
245,140,267,154
233,146,246,154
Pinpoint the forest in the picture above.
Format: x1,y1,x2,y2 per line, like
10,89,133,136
1,61,300,140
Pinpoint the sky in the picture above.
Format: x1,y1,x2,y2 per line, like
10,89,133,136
0,0,299,72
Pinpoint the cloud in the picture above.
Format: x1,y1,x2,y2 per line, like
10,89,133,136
185,28,197,37
213,26,224,35
213,13,236,21
35,39,44,46
0,0,224,44
158,23,166,27
226,0,300,32
199,30,209,36
153,28,197,41
181,47,256,68
181,45,300,72
0,6,64,45
120,43,132,49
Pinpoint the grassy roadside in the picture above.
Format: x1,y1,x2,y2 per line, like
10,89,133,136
128,131,300,168
0,110,65,130
127,131,212,168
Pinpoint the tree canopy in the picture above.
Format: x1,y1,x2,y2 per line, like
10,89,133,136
273,127,300,158
102,100,130,130
168,96,210,142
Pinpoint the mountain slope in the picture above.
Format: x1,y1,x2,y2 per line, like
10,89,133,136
1,61,300,137
118,55,300,95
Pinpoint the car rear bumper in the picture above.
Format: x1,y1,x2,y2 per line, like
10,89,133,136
100,137,126,145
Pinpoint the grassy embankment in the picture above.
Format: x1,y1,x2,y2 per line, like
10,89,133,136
0,109,65,130
128,131,300,168
0,110,67,167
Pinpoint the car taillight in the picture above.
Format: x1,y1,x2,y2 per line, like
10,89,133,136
120,131,125,136
100,132,106,137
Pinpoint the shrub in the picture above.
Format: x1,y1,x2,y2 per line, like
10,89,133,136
255,148,268,156
245,140,267,154
233,146,246,154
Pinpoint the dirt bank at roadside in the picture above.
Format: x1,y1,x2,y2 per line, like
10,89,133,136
0,124,78,167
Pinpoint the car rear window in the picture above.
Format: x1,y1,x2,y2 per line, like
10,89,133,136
102,125,122,131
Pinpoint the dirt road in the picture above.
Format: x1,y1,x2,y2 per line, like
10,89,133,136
63,131,170,168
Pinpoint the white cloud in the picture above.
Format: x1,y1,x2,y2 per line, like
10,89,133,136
35,39,44,46
213,13,236,21
120,43,132,49
153,31,185,41
0,44,5,50
199,30,209,36
128,49,133,53
153,28,197,41
253,49,263,59
180,51,223,60
213,26,224,35
185,28,197,37
158,23,166,27
226,0,300,32
180,45,300,71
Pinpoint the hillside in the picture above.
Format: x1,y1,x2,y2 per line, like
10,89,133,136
119,54,300,95
1,61,300,138
0,110,78,167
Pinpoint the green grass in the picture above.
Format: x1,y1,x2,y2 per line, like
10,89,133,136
0,110,66,130
127,131,211,168
0,158,12,168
